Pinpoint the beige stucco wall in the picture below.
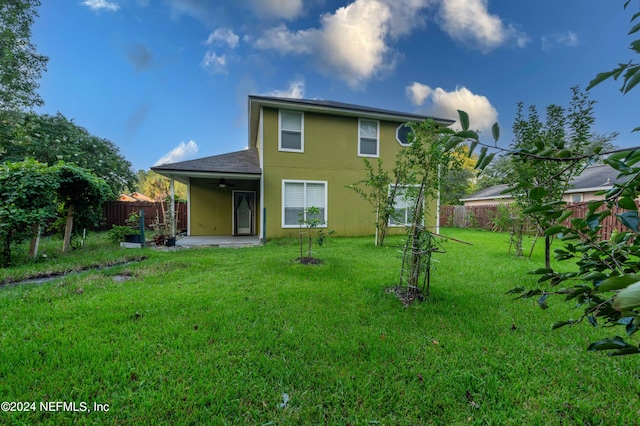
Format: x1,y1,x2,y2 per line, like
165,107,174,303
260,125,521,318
189,178,260,236
261,107,438,239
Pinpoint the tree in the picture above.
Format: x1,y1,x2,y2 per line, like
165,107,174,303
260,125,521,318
0,159,58,266
507,87,598,267
0,112,136,194
393,118,475,297
346,158,394,246
137,169,187,201
466,3,640,355
474,154,512,190
440,145,478,205
507,2,640,355
53,163,112,252
0,0,48,112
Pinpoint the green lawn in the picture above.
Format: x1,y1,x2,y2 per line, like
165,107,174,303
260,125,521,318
1,229,638,425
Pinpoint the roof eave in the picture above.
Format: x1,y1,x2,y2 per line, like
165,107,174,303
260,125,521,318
151,169,261,185
460,195,512,202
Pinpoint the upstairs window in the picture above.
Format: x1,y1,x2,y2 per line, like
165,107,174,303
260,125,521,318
396,123,413,146
282,180,327,227
359,119,379,157
279,110,304,152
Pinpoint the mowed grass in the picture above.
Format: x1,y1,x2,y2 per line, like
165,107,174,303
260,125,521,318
1,229,639,425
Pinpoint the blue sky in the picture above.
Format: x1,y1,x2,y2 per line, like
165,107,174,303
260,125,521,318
31,0,640,171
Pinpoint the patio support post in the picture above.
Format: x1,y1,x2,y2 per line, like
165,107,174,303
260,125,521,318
170,178,175,237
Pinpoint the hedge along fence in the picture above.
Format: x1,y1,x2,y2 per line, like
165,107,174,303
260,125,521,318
102,201,188,232
440,202,635,240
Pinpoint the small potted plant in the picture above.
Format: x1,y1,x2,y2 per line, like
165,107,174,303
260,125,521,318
124,211,141,243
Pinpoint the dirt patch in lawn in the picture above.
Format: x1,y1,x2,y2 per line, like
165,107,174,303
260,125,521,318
386,286,426,307
1,256,147,287
296,257,323,265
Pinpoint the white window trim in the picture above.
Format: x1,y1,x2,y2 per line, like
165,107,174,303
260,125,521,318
281,179,328,228
279,110,304,153
358,118,380,158
388,184,423,227
396,123,412,147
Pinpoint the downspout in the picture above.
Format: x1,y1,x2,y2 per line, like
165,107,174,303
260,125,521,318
259,106,265,242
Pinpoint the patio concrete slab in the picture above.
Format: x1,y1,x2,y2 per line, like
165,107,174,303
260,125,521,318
175,235,261,248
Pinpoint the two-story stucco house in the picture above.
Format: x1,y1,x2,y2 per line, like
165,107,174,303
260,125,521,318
151,96,454,241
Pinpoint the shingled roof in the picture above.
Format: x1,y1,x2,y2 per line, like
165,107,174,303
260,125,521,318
152,149,261,175
462,164,627,202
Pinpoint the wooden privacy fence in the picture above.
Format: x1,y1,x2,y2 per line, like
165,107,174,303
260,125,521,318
102,201,188,232
440,202,637,239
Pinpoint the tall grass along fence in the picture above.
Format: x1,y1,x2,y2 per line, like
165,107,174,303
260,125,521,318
102,201,188,232
440,202,633,239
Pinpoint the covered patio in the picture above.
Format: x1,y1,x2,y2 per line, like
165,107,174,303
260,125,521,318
152,149,263,241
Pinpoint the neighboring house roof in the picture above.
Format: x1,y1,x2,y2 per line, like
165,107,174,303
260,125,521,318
248,95,455,151
152,149,261,184
118,194,137,202
461,164,625,202
118,192,155,202
131,192,154,202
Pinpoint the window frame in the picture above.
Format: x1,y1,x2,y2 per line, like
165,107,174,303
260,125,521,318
396,123,413,146
388,184,423,227
358,118,380,158
281,179,328,228
570,193,583,203
279,110,304,153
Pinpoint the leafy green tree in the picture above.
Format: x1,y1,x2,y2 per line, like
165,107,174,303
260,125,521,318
137,169,187,201
440,145,478,205
393,118,479,296
0,112,136,194
507,87,597,267
0,159,58,266
346,158,394,246
53,163,112,252
505,2,640,355
466,3,640,355
0,0,48,112
474,154,511,190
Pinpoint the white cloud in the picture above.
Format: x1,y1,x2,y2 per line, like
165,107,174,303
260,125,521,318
202,52,228,73
205,28,240,49
154,141,199,166
406,83,498,134
406,82,433,106
249,0,304,20
384,0,434,38
253,24,313,54
438,0,528,52
82,0,120,12
267,77,305,99
541,31,579,51
254,0,405,88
